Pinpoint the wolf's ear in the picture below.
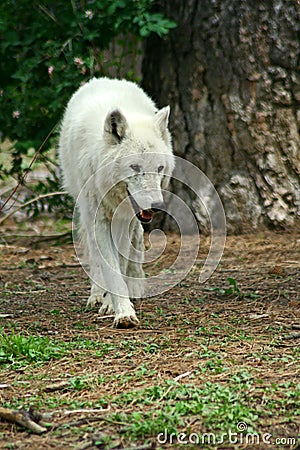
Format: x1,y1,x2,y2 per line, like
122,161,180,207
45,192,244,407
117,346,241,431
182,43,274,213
104,110,127,144
155,106,170,136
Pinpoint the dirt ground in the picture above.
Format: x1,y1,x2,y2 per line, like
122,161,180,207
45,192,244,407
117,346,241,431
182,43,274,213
0,225,299,449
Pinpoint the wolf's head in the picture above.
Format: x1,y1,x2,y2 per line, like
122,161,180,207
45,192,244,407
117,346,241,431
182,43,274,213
104,107,175,223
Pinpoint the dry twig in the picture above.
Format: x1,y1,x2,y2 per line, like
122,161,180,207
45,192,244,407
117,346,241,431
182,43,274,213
280,332,300,340
43,381,70,392
174,371,192,382
0,191,67,225
0,407,47,434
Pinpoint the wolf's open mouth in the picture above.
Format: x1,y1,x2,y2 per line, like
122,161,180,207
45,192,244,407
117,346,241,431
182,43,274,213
127,191,154,224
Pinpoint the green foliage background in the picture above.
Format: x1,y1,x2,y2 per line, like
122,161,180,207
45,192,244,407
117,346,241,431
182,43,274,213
0,0,175,190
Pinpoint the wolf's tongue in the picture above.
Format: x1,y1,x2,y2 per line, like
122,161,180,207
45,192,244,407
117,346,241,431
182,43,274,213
140,210,153,220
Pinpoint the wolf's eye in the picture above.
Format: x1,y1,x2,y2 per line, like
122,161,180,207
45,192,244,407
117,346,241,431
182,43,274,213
158,165,164,173
130,164,141,173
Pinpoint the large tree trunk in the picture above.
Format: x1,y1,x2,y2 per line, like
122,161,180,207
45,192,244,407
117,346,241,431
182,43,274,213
142,0,300,233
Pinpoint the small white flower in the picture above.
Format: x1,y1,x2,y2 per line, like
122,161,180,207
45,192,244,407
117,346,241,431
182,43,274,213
85,10,93,19
74,57,84,66
48,66,54,76
13,110,20,119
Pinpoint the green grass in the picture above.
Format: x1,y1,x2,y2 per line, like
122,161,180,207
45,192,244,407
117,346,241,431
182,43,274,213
3,377,262,439
0,331,117,367
2,361,299,446
1,326,298,448
0,331,173,368
102,377,259,439
102,379,298,443
0,331,68,366
69,376,92,391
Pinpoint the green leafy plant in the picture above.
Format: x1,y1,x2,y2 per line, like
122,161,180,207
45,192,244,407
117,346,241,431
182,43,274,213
107,380,259,438
205,277,240,295
0,0,176,214
205,277,260,299
69,376,91,391
0,330,68,366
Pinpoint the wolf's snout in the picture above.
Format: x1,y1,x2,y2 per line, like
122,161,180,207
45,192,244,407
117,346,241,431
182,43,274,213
151,201,165,212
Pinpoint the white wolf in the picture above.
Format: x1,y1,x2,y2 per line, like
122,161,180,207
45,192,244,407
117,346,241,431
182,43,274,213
59,77,174,328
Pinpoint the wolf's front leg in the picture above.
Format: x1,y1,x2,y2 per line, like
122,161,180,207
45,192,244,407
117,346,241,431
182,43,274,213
112,296,139,328
87,281,137,326
118,219,145,299
125,220,145,299
92,251,139,328
79,196,139,328
87,214,139,328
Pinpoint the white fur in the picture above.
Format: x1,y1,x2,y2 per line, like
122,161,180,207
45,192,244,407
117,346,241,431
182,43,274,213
59,77,174,328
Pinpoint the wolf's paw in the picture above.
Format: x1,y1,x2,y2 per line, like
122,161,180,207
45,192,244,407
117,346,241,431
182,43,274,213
86,294,102,308
113,314,140,329
99,301,114,315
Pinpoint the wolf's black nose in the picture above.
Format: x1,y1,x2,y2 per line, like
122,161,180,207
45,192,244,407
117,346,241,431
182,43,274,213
151,201,165,212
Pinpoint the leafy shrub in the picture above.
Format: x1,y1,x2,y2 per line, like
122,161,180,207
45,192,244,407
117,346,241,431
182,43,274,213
0,0,175,196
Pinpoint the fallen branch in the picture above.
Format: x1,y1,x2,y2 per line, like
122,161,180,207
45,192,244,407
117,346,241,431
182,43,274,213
0,407,47,434
75,438,154,450
10,290,46,294
40,407,110,419
43,381,70,393
0,231,71,240
0,191,67,225
61,408,110,416
74,441,94,450
280,332,300,340
61,416,109,428
174,371,192,382
119,444,154,450
0,262,81,270
0,121,59,214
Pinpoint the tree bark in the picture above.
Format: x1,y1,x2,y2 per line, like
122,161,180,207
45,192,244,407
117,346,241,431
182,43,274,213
142,0,300,233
